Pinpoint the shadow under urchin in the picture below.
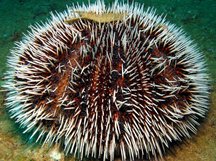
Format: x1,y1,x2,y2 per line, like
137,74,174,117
3,0,210,161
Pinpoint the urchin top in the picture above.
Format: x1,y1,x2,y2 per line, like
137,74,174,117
4,0,209,161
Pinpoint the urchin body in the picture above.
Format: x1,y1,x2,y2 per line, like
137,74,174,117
4,1,209,161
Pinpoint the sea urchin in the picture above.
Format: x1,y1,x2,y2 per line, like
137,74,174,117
3,0,209,161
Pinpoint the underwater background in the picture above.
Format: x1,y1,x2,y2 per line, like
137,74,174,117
0,0,215,160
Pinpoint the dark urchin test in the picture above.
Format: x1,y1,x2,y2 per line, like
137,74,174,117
3,0,210,161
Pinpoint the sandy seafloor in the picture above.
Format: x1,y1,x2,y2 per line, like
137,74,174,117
0,0,216,160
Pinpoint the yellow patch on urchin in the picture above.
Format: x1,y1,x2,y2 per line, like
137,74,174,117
65,11,127,24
